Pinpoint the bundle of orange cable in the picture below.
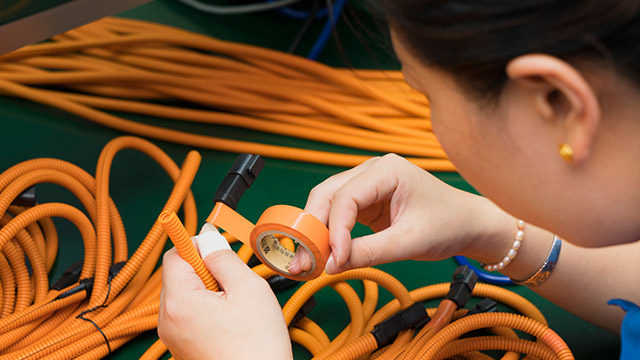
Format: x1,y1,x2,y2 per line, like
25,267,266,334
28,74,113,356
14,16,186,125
0,17,575,359
0,16,452,171
0,135,573,359
0,136,198,359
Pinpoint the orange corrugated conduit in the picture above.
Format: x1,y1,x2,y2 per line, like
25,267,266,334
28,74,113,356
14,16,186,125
0,16,576,360
0,136,202,358
158,210,219,292
416,313,572,360
0,135,574,359
0,16,455,171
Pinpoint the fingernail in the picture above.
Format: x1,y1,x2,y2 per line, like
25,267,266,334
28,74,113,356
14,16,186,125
326,254,335,270
333,252,341,267
199,222,217,234
324,254,337,275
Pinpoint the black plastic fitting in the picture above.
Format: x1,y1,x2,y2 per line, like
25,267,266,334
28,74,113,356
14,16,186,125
56,277,94,300
247,254,261,268
371,302,430,348
266,275,299,292
461,298,499,338
55,261,126,300
51,261,84,291
291,296,318,325
213,154,264,210
467,298,498,317
445,265,478,309
11,185,36,207
109,261,126,281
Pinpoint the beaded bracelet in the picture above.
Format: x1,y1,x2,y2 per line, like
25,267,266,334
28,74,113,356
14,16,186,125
480,220,524,272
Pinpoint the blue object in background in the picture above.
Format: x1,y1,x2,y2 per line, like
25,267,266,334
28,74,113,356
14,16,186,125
307,0,346,60
608,299,640,359
453,256,514,286
273,2,329,20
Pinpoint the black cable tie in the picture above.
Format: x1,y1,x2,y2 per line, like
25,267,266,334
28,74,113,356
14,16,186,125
77,312,111,354
445,265,479,309
291,296,317,325
371,302,430,348
63,260,126,355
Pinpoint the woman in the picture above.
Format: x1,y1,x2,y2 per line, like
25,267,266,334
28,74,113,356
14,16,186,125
158,1,640,359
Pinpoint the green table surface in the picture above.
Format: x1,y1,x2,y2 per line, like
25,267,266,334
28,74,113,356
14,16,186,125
0,0,621,358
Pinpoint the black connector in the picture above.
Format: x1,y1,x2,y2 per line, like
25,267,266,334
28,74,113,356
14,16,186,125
371,302,430,348
467,298,497,317
461,298,499,338
266,275,299,292
213,154,264,210
109,261,126,280
54,261,127,300
291,296,317,325
445,265,478,309
56,277,94,300
247,254,261,268
51,261,83,291
247,254,299,292
11,186,36,207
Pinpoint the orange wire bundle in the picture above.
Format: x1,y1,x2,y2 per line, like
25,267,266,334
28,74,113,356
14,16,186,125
0,135,573,359
0,136,199,359
0,16,453,171
0,17,576,360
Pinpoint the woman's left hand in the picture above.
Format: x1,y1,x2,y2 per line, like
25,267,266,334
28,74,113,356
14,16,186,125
158,248,293,360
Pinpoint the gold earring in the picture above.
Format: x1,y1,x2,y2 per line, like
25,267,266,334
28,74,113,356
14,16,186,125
558,143,573,163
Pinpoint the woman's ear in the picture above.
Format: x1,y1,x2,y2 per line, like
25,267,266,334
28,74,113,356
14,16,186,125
506,54,601,165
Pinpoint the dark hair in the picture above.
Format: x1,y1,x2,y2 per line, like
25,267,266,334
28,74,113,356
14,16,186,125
379,0,640,101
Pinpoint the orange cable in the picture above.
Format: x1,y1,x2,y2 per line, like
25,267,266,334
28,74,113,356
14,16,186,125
158,210,219,292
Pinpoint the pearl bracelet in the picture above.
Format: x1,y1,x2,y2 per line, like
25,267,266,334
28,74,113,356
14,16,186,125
480,220,524,272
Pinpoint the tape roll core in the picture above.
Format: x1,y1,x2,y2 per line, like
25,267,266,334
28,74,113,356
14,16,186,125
254,230,315,278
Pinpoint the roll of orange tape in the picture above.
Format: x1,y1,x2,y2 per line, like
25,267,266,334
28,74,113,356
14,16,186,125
206,203,330,281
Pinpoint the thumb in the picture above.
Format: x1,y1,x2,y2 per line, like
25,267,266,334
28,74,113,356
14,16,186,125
196,223,257,291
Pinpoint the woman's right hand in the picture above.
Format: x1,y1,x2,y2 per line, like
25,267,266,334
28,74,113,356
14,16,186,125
288,154,498,275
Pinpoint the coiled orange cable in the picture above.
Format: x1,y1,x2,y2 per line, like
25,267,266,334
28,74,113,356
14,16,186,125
416,313,573,360
0,16,578,359
0,135,574,359
0,135,201,359
433,336,558,360
0,17,455,171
